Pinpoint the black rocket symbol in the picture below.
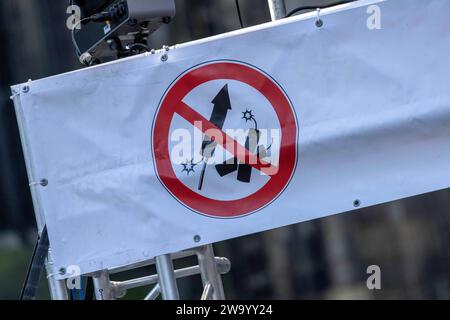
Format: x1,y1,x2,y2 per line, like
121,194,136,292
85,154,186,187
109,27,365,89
198,84,232,190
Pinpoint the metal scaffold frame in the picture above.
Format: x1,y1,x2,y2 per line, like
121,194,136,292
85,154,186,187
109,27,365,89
46,245,231,300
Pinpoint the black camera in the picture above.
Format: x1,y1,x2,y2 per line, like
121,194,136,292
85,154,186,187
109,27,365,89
72,0,176,64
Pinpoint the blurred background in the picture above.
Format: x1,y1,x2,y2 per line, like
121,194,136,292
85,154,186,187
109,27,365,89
0,0,449,300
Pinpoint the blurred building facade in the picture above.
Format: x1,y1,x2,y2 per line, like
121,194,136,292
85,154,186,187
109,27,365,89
0,0,449,299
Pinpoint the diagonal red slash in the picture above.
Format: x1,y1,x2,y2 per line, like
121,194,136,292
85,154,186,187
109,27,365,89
175,101,278,176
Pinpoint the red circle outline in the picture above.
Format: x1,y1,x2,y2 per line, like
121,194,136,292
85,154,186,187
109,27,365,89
152,61,297,218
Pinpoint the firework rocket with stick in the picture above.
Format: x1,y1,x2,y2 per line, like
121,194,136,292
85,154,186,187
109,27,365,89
198,84,232,190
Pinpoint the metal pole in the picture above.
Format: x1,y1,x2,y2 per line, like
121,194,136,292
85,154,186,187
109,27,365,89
45,248,68,300
109,250,195,274
46,276,69,300
201,283,213,300
268,0,287,21
196,245,226,300
155,254,180,300
92,270,114,300
144,284,161,300
113,257,230,292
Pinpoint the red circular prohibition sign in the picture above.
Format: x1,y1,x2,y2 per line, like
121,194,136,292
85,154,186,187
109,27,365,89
152,61,298,218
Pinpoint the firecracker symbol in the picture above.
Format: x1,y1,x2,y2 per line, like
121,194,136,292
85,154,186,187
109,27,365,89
215,108,272,183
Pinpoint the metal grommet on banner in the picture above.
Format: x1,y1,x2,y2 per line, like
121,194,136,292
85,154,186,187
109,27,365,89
59,267,67,275
161,45,170,62
46,267,67,279
11,81,33,99
315,8,323,28
29,179,48,187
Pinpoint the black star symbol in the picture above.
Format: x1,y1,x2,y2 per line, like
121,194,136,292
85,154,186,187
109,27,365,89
242,109,255,122
181,159,197,175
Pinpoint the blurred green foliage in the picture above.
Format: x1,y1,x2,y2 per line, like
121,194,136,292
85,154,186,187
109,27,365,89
0,247,49,300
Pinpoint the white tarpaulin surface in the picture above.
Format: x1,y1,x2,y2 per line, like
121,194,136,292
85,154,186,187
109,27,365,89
11,0,450,278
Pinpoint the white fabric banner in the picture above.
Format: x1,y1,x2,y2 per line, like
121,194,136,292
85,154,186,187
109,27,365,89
12,0,450,278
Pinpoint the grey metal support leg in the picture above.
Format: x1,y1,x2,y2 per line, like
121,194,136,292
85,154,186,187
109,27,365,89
45,248,68,300
268,0,287,21
92,270,114,300
47,276,69,300
156,254,180,300
196,245,225,300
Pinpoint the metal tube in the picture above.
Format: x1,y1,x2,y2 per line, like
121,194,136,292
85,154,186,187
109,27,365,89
196,245,225,300
201,283,213,300
155,254,180,300
144,284,161,300
268,0,287,21
47,277,69,300
45,248,68,300
116,265,197,291
92,270,114,300
113,257,230,292
13,93,65,300
109,250,196,274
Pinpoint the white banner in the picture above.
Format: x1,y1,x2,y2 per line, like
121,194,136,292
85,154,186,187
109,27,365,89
12,0,450,278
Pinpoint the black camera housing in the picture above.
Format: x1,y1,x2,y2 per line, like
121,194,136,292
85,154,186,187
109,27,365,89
73,0,175,60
